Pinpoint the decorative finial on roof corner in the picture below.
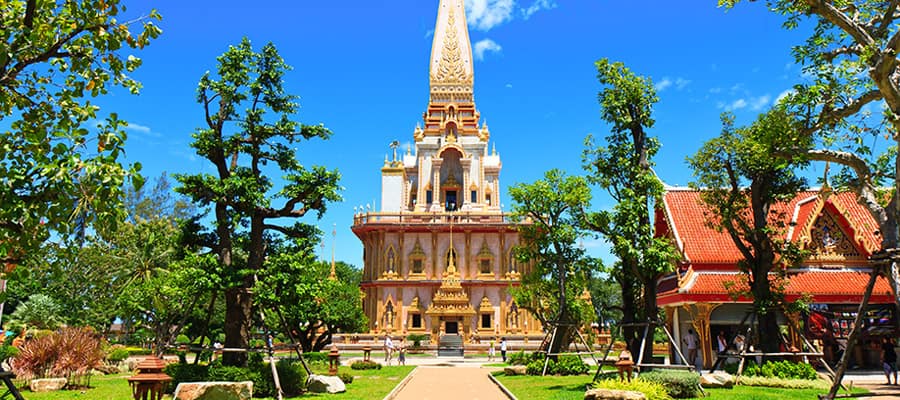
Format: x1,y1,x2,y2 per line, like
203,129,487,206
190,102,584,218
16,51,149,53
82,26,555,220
492,142,497,156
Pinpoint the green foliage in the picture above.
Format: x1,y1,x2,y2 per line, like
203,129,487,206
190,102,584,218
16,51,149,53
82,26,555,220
407,333,428,348
175,37,342,366
0,0,161,262
163,363,210,392
593,378,672,400
338,371,354,384
582,59,677,360
0,345,18,364
257,239,366,353
207,365,258,383
526,355,589,376
350,360,382,370
303,351,329,363
737,375,830,390
638,370,701,398
743,360,818,380
509,169,596,353
507,350,542,366
5,294,64,332
105,345,129,363
254,359,307,398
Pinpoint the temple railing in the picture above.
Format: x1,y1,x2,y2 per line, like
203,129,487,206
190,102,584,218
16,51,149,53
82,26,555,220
352,211,516,225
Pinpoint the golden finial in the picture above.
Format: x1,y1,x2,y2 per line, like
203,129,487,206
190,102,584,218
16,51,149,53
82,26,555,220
329,223,337,281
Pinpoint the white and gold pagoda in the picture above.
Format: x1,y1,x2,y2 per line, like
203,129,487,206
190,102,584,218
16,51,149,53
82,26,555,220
351,0,540,342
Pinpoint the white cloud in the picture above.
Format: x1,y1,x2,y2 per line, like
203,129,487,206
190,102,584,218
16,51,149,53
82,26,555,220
655,78,672,92
675,78,691,90
467,0,515,31
473,38,502,61
750,95,771,111
522,0,557,19
125,122,154,135
709,87,722,94
720,98,748,111
505,83,513,88
775,89,794,104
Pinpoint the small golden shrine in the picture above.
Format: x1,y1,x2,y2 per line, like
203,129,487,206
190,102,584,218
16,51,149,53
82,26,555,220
425,250,475,337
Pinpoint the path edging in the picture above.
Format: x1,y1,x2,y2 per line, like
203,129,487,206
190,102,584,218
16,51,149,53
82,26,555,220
487,372,518,400
383,366,419,400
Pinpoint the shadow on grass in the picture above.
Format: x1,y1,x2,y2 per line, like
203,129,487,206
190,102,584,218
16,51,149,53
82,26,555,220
545,383,589,393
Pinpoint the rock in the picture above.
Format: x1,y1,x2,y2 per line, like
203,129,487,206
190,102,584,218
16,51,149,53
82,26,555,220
173,381,253,400
30,378,67,392
504,365,527,376
700,372,734,388
307,374,347,394
94,364,120,375
584,388,647,400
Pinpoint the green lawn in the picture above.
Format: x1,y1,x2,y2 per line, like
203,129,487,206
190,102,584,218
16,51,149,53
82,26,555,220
493,373,869,400
18,365,415,400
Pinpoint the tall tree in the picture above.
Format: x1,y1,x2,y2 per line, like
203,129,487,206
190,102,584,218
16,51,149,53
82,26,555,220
720,2,900,396
688,110,810,354
256,238,366,353
0,1,161,263
582,59,677,360
509,169,596,357
176,38,342,366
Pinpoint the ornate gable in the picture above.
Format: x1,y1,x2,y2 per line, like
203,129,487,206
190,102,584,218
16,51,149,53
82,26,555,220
803,204,866,263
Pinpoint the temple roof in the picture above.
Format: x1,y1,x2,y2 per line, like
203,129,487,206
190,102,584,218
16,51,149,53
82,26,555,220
658,189,881,265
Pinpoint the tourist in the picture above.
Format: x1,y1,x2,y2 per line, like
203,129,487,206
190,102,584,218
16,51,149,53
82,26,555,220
398,337,407,366
500,337,508,363
716,331,727,354
383,334,394,365
488,337,496,362
882,337,897,385
683,328,699,366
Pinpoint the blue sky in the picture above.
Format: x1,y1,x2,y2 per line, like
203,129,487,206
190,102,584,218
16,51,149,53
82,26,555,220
99,0,823,266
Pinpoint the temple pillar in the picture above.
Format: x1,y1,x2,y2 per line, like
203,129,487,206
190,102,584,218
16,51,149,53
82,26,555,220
684,303,718,369
431,159,443,211
786,312,803,351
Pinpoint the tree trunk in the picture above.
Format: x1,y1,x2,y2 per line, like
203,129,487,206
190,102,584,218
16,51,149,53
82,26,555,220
751,261,780,354
620,274,638,353
222,286,252,366
641,276,659,363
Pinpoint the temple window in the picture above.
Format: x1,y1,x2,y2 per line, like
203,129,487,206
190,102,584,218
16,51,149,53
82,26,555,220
411,313,422,329
426,190,433,204
412,259,423,274
471,190,477,203
481,313,492,329
476,241,494,275
480,259,491,274
486,194,492,206
409,239,427,276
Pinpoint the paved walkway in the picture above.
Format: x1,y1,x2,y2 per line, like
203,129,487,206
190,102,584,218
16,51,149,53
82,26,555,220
391,366,508,400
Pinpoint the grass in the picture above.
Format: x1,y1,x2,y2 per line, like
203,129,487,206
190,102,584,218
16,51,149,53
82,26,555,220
493,372,871,400
16,365,416,400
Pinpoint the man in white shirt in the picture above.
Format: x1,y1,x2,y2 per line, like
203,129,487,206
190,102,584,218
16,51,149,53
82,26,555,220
683,328,699,366
383,334,394,365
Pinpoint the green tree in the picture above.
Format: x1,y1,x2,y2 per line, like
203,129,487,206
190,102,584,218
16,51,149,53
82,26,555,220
719,2,900,396
256,238,366,353
688,110,810,353
582,59,677,360
5,294,63,332
176,38,342,366
0,1,161,263
509,169,596,357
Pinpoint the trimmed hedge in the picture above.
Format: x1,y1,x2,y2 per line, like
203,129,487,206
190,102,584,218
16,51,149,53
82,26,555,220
163,359,307,398
743,360,818,380
525,355,589,376
507,350,542,366
350,360,382,370
639,370,700,399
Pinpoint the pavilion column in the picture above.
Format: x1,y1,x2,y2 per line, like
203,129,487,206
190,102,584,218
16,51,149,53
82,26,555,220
461,158,471,208
685,303,718,369
431,159,443,211
786,312,804,351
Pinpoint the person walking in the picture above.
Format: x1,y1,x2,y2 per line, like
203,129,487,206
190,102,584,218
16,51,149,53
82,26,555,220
383,334,394,366
500,337,508,363
397,337,407,366
488,338,496,362
882,336,898,385
683,328,699,366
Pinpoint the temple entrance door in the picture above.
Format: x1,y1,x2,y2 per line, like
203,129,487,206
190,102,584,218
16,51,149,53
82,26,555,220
445,321,459,335
445,190,458,211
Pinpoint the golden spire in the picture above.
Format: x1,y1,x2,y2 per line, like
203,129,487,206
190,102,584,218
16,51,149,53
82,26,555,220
429,0,474,101
329,224,337,281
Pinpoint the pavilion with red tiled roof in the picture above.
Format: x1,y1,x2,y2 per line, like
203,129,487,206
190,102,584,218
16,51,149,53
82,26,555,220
656,188,898,369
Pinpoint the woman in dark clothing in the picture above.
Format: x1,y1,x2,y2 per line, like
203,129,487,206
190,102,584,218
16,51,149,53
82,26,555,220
882,337,897,385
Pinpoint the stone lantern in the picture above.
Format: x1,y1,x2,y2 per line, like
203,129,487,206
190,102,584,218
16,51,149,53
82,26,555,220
127,356,172,400
328,344,340,376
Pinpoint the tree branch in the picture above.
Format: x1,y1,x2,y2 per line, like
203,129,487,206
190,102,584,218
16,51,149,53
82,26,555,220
805,90,883,135
804,0,874,47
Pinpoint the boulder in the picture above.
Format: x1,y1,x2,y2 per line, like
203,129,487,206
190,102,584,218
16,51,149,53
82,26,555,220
504,365,527,376
307,374,346,394
173,381,253,400
584,388,647,400
700,372,734,388
30,378,67,392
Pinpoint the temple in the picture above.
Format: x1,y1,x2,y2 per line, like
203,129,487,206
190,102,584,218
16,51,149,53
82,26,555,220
657,187,898,368
351,0,541,344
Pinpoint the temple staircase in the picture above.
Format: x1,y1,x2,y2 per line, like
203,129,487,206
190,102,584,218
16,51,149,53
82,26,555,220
438,334,464,357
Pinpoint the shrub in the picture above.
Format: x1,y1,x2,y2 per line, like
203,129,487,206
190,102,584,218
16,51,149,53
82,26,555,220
350,360,382,370
163,363,210,393
9,327,104,387
255,359,307,397
208,365,258,382
338,371,354,384
593,378,673,400
106,345,130,364
508,350,542,366
304,352,329,363
126,347,152,356
0,345,18,364
407,333,428,348
639,370,700,399
526,359,546,376
737,376,829,390
743,360,817,380
554,355,589,375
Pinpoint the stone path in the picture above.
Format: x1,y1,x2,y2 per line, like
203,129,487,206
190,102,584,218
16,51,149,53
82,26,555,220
857,383,900,399
391,366,509,400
